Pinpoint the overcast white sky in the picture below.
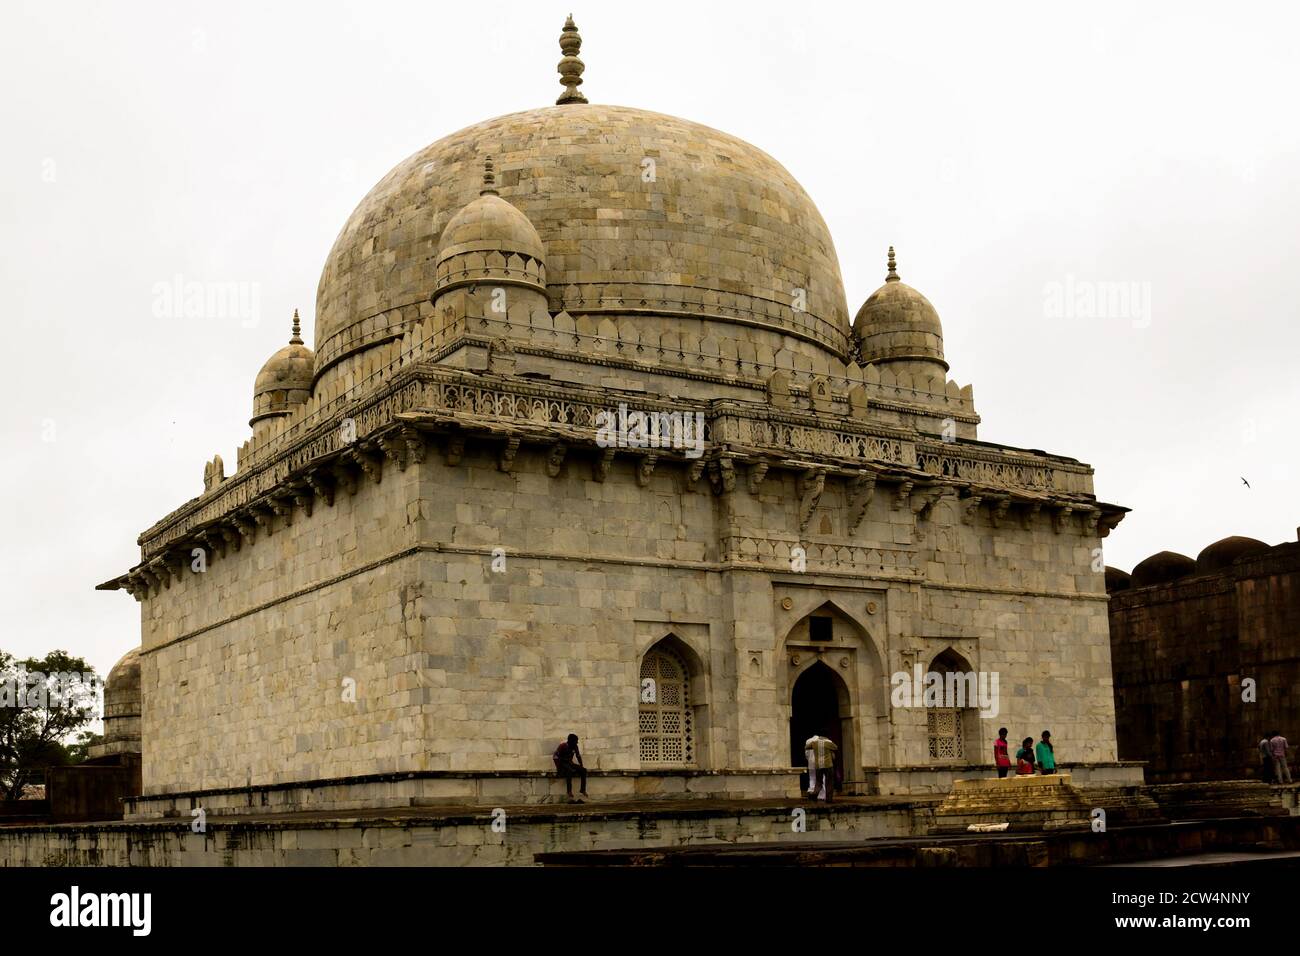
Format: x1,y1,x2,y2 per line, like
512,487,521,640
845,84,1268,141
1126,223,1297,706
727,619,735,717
1,0,1296,679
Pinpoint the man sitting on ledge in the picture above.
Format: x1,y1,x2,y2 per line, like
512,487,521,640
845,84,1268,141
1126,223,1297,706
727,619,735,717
553,733,588,803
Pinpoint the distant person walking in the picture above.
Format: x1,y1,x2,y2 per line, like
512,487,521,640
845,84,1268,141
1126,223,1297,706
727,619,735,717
804,731,838,802
994,727,1011,778
1259,733,1275,784
1016,737,1036,775
1268,731,1292,784
1035,731,1056,775
553,733,588,802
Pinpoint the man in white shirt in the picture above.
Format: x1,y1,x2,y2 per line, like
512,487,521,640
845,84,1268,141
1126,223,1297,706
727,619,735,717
804,732,839,802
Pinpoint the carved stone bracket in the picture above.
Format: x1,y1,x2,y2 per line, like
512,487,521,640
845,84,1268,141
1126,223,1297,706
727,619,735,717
593,447,615,482
848,471,876,535
962,495,983,525
989,495,1011,528
1019,501,1042,530
498,436,521,473
292,483,314,518
545,442,567,477
250,506,274,536
1078,506,1100,536
709,456,736,495
748,462,769,495
892,480,914,511
233,514,257,545
137,568,161,594
146,558,173,590
333,464,358,497
1098,510,1125,539
798,468,827,533
401,426,426,465
636,454,658,488
196,529,225,560
377,434,407,471
351,442,379,481
306,471,335,507
220,524,242,553
445,435,466,467
269,497,295,528
1053,504,1074,534
912,487,950,521
686,458,707,491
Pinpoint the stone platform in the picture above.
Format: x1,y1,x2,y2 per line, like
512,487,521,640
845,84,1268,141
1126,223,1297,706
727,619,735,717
1,795,934,867
538,814,1300,867
931,773,1164,833
1,779,1291,866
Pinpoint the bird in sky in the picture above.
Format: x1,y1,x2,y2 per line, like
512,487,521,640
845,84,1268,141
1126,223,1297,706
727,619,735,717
1241,477,1251,488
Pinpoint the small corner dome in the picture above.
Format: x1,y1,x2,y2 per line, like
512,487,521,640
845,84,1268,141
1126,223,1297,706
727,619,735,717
254,343,314,395
435,157,546,267
1195,536,1270,575
853,247,947,369
1130,551,1196,588
251,311,314,426
104,646,141,711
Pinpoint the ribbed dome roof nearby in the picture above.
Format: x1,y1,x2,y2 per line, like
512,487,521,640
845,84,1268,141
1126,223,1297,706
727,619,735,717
1195,536,1270,575
1130,551,1196,589
853,247,947,369
1104,566,1132,594
314,104,852,381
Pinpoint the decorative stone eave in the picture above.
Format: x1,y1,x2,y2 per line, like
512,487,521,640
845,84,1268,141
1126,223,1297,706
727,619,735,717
99,362,1127,596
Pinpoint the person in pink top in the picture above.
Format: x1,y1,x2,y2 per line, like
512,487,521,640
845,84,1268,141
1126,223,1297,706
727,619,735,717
1268,731,1292,784
993,727,1011,778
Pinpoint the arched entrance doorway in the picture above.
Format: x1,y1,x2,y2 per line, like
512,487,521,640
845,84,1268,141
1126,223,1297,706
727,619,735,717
789,661,850,788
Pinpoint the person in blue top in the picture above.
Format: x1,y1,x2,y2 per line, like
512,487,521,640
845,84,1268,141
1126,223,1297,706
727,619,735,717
1035,730,1056,775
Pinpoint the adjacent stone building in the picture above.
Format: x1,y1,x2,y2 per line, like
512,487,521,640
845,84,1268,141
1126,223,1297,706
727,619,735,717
98,18,1133,814
1107,533,1300,783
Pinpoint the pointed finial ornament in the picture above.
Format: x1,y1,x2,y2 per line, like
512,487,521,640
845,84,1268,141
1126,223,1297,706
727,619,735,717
290,308,304,344
885,246,900,283
556,15,588,105
480,155,499,197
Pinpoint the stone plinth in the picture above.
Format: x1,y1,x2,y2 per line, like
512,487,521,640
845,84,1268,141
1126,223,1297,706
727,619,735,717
932,774,1093,832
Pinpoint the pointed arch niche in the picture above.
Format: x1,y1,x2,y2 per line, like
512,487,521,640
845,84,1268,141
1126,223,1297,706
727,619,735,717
637,634,710,769
781,598,887,786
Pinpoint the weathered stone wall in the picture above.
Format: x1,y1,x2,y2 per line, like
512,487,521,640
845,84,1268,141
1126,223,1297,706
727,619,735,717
140,429,1123,801
1109,541,1300,782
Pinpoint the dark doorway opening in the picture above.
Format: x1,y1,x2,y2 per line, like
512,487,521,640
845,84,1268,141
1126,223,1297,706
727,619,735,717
790,662,846,788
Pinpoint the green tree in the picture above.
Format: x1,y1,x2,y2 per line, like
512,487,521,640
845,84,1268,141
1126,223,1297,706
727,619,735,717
0,649,101,800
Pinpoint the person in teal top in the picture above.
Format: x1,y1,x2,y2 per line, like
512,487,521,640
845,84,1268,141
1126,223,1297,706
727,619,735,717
1036,730,1056,774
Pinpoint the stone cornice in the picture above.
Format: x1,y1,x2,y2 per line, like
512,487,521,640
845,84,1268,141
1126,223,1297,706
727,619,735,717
99,360,1125,595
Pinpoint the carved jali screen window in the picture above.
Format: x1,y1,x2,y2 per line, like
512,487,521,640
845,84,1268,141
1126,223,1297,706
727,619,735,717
927,708,964,759
639,648,693,766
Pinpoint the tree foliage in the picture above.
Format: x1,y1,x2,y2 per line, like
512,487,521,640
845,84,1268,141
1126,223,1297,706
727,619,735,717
0,649,102,800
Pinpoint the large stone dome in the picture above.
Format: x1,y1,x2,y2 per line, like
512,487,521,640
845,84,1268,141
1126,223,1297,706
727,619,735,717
314,104,852,383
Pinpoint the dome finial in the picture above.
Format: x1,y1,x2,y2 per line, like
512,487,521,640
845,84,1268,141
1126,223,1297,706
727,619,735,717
556,15,588,105
885,246,900,283
481,155,499,197
290,308,303,344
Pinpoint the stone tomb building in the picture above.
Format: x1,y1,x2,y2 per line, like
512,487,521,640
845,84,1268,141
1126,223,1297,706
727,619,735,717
99,20,1133,814
1107,533,1300,783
